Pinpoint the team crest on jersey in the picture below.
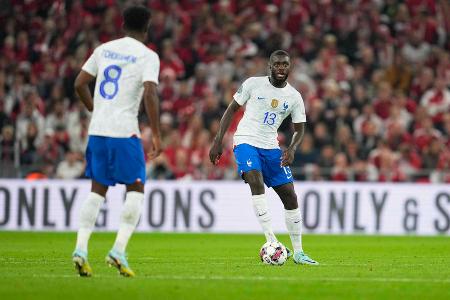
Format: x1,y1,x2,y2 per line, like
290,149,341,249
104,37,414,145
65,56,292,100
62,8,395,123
271,99,279,108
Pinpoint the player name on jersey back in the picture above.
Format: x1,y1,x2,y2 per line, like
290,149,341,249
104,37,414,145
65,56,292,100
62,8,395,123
102,49,137,63
233,76,306,149
82,37,160,138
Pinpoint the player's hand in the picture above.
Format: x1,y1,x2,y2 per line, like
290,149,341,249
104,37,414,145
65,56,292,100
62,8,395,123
209,139,223,165
281,147,295,167
147,136,162,160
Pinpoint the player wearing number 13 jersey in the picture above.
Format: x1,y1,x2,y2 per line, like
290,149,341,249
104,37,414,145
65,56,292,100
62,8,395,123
210,50,318,265
72,6,162,277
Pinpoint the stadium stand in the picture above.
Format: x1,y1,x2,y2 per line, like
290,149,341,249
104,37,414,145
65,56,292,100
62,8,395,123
0,0,449,182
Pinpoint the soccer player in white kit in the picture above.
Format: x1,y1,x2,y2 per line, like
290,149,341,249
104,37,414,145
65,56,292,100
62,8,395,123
210,50,318,265
72,6,161,277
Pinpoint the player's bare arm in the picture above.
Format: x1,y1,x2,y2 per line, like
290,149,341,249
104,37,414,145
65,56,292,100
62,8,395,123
143,81,162,160
74,70,95,112
209,100,241,165
281,122,305,167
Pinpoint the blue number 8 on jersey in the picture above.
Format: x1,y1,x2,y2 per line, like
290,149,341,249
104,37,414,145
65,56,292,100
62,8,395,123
100,65,122,100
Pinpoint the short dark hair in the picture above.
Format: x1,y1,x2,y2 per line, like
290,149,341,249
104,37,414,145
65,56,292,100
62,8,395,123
123,5,151,32
269,50,290,62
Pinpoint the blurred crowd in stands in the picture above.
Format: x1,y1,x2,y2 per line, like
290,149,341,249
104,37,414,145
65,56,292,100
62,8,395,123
0,0,449,182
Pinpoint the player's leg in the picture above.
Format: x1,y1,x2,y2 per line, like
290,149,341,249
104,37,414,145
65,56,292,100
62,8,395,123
111,182,144,254
106,182,143,277
262,148,318,265
272,183,302,252
73,136,112,276
73,180,108,276
105,136,146,277
243,170,277,243
234,144,277,243
273,183,318,265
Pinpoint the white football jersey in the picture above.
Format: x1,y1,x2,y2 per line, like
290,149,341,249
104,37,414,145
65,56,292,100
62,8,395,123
82,37,160,138
233,76,306,149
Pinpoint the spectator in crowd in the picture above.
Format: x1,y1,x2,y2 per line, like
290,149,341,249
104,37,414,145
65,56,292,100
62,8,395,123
383,51,413,94
312,122,333,149
148,154,175,180
68,111,89,153
20,122,40,166
410,67,435,100
402,30,431,68
15,95,45,144
334,125,352,153
0,100,11,132
352,159,378,182
56,151,84,179
331,152,350,181
373,81,394,120
349,84,370,119
293,134,319,169
0,125,16,177
318,145,336,179
413,117,443,152
420,76,450,126
397,144,422,181
45,100,68,132
353,105,384,143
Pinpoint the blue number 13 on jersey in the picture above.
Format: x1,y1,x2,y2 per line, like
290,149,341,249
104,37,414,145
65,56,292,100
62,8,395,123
100,65,122,100
263,112,277,125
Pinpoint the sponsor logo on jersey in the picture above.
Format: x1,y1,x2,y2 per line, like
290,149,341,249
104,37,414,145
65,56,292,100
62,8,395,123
257,96,266,100
271,99,279,108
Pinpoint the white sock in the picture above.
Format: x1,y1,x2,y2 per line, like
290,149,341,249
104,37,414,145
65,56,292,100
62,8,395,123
285,208,303,253
252,194,277,242
112,191,144,254
75,192,105,253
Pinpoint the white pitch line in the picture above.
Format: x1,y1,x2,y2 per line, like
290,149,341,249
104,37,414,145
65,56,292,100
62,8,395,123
1,259,445,268
137,257,257,260
3,274,446,284
1,260,447,268
147,275,450,284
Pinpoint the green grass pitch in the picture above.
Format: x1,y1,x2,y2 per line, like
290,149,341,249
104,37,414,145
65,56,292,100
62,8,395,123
0,232,449,300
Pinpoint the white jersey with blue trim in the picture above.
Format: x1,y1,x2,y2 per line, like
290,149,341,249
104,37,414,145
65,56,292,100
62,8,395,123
82,36,160,138
233,76,306,149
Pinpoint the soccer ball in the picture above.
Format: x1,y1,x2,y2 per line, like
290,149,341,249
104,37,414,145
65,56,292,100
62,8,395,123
259,241,288,266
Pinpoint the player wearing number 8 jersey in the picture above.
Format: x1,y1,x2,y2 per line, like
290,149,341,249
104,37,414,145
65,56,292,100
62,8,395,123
210,50,318,265
72,5,161,277
82,32,159,138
